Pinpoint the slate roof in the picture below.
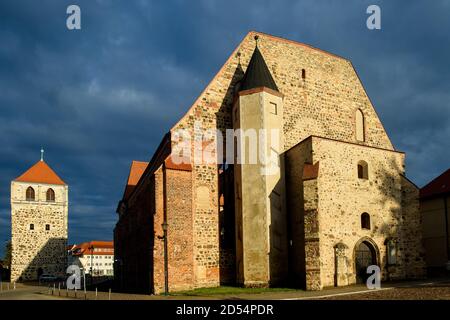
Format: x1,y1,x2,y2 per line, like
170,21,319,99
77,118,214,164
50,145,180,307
240,45,279,92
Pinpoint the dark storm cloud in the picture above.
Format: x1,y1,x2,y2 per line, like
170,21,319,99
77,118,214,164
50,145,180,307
0,0,449,256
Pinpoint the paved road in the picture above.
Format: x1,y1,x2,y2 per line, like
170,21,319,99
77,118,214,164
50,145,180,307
1,279,449,300
0,285,72,300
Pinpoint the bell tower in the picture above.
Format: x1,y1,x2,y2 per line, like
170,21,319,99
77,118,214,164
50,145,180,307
10,152,68,282
233,37,288,287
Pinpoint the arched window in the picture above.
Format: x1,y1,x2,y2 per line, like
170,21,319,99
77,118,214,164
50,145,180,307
357,160,369,180
361,212,371,230
26,187,35,201
356,109,365,142
46,188,55,202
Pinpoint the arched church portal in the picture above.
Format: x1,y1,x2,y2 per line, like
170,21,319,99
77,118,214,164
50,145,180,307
354,238,379,284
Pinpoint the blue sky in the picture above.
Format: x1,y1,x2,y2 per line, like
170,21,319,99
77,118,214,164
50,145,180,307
1,0,449,257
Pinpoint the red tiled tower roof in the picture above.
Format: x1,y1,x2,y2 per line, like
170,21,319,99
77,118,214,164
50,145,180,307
15,160,66,185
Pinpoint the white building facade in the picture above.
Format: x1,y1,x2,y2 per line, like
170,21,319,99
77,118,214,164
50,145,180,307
68,241,114,277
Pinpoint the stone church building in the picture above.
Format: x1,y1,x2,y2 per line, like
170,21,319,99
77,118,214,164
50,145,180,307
114,31,425,293
10,157,68,282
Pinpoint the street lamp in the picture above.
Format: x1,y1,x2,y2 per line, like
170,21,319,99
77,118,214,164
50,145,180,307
162,222,169,296
88,245,94,285
79,267,86,291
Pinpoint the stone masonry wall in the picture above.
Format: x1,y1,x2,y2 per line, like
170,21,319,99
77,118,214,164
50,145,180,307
303,177,321,290
152,167,165,293
163,168,194,293
400,176,426,278
285,137,313,288
11,181,68,282
309,137,425,287
116,163,194,294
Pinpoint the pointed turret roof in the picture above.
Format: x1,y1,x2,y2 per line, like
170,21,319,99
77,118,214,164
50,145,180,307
240,44,279,92
15,160,66,185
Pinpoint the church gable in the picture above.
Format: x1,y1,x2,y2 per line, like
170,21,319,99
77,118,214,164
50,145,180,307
255,35,394,151
171,31,394,155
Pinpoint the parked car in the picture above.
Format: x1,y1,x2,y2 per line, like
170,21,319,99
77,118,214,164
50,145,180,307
39,274,57,283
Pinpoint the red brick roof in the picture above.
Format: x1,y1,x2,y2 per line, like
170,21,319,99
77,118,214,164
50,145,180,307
127,161,148,185
420,168,450,199
123,161,148,200
88,241,114,248
70,241,114,256
15,160,66,185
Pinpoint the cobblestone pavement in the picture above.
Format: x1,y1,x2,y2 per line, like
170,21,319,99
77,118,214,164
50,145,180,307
320,281,450,300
